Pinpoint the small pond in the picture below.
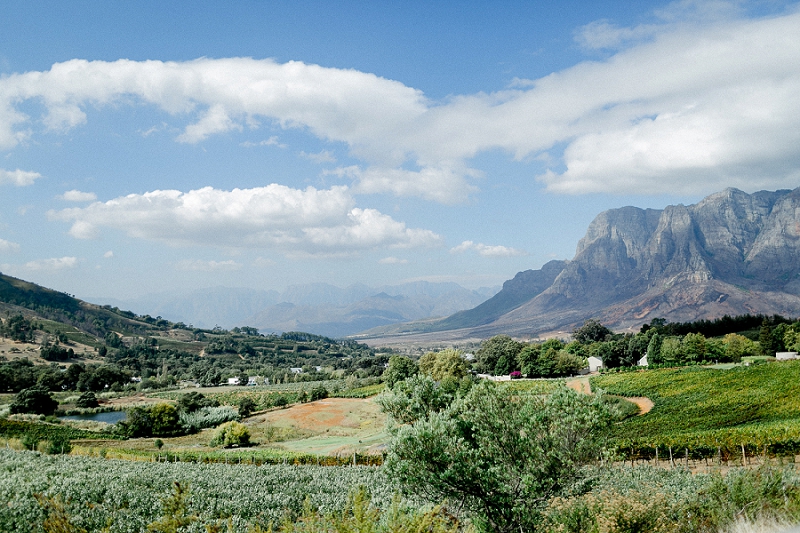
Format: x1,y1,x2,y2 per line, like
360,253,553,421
60,411,127,424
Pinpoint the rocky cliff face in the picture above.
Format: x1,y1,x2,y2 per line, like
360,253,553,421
453,187,800,337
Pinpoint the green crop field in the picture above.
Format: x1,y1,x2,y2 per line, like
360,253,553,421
0,449,395,533
592,360,800,458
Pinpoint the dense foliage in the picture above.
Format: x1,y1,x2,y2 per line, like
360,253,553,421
383,380,610,533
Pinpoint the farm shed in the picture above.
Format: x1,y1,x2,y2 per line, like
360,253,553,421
587,356,604,373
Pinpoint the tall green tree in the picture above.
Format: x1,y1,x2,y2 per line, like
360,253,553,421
474,335,523,375
383,355,419,388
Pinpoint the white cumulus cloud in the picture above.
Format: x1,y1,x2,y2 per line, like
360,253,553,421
0,8,799,198
60,190,97,202
450,241,525,257
49,184,441,255
0,168,42,187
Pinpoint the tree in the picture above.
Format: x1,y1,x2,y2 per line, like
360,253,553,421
572,319,612,344
646,333,664,365
10,387,58,415
383,355,418,388
118,407,153,438
177,391,217,413
75,391,99,408
683,332,707,362
722,333,755,362
385,383,610,533
210,421,250,448
150,403,180,437
759,321,778,356
419,349,470,381
1,314,35,342
377,374,457,426
474,335,523,375
309,385,329,401
238,396,257,418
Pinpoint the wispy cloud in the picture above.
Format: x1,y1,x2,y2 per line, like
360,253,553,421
174,259,242,272
379,256,408,264
23,257,78,271
0,239,20,252
50,184,441,255
300,150,337,164
450,240,525,257
241,136,286,148
0,168,42,187
59,190,97,202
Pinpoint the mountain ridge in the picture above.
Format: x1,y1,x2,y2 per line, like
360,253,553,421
361,187,800,341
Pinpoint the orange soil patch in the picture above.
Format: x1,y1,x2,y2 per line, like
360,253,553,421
256,398,380,432
626,396,654,415
566,376,654,415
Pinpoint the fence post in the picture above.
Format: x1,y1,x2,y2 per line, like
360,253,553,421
655,448,658,467
741,444,747,466
669,446,674,468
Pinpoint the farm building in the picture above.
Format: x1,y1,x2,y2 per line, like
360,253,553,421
777,352,799,360
587,356,604,373
638,354,648,367
227,377,240,386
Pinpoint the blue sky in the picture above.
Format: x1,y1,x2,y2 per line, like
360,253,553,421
0,0,798,302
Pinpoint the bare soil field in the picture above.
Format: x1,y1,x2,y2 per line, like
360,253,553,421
246,397,388,455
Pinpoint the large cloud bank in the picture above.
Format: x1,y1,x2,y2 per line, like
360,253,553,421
2,8,799,199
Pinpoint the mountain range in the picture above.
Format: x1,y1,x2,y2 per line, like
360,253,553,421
364,187,800,341
99,282,498,338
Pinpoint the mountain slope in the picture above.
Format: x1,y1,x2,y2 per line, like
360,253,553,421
366,187,800,341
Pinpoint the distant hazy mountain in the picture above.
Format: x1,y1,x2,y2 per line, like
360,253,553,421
365,187,800,341
100,281,498,336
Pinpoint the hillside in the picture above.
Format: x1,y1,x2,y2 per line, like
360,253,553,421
362,187,800,341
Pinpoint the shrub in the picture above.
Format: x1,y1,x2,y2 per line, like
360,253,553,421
10,387,58,415
75,391,99,409
45,434,72,455
150,403,181,437
309,386,329,402
179,406,239,433
210,421,251,448
238,397,256,418
21,433,39,451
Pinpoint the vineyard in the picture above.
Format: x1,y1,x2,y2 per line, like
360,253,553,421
592,360,800,459
0,449,395,533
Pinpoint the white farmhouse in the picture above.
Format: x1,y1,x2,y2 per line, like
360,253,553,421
227,377,240,386
638,354,648,367
587,356,604,373
777,352,799,361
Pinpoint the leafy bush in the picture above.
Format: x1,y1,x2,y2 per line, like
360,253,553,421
210,421,251,448
385,382,610,532
75,391,98,409
309,385,329,401
45,434,72,455
237,396,256,418
9,387,58,415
